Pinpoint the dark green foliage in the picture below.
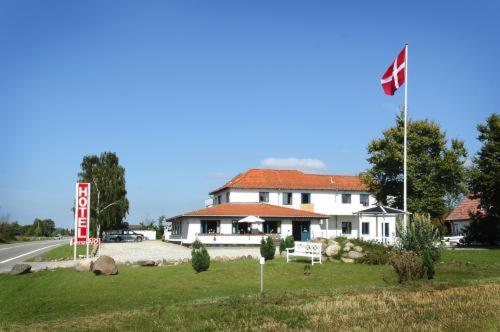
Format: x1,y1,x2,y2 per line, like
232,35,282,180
388,250,424,283
191,242,210,273
463,213,500,245
284,235,294,250
362,111,467,219
348,239,391,265
260,236,276,260
395,214,443,280
279,238,286,254
465,113,500,244
78,152,129,236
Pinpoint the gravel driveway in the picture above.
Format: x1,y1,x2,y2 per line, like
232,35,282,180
100,241,262,263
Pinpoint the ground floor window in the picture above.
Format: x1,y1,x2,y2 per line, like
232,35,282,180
382,223,389,237
362,222,370,235
263,220,281,234
342,221,352,235
172,221,182,235
201,220,220,234
236,222,255,234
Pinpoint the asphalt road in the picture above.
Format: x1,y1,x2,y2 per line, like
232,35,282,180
0,239,68,273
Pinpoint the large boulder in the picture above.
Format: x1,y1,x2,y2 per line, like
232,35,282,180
76,258,93,272
325,243,341,257
92,256,118,275
340,257,354,263
136,260,156,267
353,245,363,253
343,242,354,252
345,251,364,260
10,264,31,275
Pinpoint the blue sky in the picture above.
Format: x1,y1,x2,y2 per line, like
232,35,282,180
1,1,499,228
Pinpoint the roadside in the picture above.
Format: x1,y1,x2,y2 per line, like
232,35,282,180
0,239,68,273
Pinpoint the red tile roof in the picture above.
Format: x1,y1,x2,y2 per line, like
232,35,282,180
446,197,481,221
168,203,328,220
209,169,367,194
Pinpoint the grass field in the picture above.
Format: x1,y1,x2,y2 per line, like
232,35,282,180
1,249,499,331
27,244,93,261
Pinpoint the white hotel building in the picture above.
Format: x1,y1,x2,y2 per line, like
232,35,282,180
167,169,403,245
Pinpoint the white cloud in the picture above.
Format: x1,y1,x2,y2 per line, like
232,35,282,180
208,172,227,179
260,158,327,171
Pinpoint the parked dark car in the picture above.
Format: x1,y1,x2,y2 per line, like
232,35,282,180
103,229,144,242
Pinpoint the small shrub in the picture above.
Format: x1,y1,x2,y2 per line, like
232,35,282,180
191,241,210,273
284,235,294,249
279,238,286,254
388,250,424,283
395,214,443,279
351,238,391,265
303,264,311,276
260,236,276,260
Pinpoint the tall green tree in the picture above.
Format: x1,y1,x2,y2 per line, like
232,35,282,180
78,152,129,236
464,113,500,244
468,113,500,216
362,112,467,220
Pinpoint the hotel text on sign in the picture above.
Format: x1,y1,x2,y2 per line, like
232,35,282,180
75,183,91,243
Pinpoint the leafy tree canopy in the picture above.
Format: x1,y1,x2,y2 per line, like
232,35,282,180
78,152,129,235
362,111,467,220
468,113,500,217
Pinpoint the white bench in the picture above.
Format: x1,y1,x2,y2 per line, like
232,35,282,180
286,241,322,265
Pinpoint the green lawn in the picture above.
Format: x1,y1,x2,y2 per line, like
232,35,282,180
1,249,499,331
27,244,93,261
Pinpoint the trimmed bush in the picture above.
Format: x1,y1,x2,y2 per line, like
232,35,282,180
191,241,210,273
260,236,276,261
284,235,294,250
279,238,286,254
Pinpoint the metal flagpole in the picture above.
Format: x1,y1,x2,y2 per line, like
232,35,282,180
403,43,408,229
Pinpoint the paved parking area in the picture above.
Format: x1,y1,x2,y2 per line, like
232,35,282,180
100,240,261,263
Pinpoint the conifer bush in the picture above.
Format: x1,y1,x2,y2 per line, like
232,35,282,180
191,240,210,273
260,236,276,260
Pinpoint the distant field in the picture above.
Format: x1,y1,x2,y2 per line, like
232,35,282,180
1,249,499,330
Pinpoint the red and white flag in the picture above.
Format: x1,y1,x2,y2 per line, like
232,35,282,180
381,46,406,95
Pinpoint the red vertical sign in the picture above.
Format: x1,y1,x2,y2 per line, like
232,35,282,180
74,183,91,245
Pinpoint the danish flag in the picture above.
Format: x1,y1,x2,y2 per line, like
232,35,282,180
381,46,406,95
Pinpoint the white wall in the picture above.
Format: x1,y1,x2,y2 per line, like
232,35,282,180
226,188,375,215
134,230,157,240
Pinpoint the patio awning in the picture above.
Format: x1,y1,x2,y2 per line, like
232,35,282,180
238,215,265,223
354,205,407,215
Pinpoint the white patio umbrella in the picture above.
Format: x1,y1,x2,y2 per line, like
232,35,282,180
238,215,265,223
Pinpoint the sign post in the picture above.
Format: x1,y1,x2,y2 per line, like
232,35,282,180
259,256,265,293
73,183,91,262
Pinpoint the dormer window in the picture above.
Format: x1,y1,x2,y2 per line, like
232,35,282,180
259,192,269,203
301,193,311,204
217,195,222,205
342,194,351,204
360,194,369,207
226,192,230,203
283,192,293,205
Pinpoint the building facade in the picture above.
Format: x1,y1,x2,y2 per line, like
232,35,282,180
167,169,402,245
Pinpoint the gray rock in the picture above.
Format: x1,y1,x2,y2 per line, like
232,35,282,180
346,251,364,259
343,242,353,251
10,264,31,275
136,260,156,266
76,258,93,272
340,257,354,263
353,245,363,252
92,255,118,275
325,244,341,257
